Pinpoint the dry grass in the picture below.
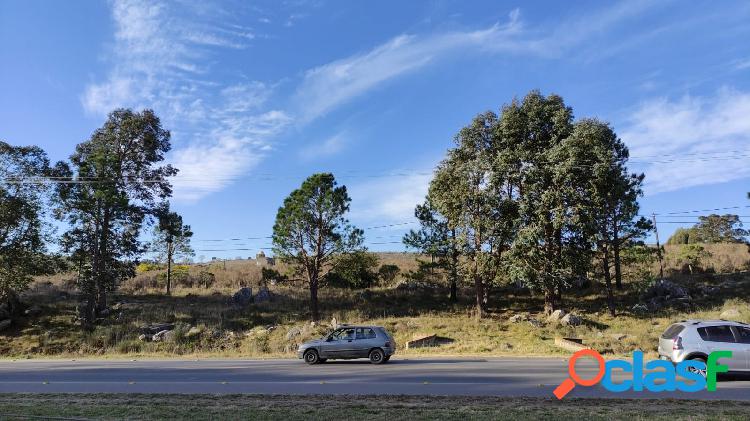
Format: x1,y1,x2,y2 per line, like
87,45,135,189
1,247,749,360
1,394,750,420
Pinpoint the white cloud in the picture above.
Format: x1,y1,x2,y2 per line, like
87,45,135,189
293,10,526,122
620,88,750,195
348,173,431,224
81,0,282,202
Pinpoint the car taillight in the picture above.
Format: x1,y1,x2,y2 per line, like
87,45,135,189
384,341,391,348
673,336,683,350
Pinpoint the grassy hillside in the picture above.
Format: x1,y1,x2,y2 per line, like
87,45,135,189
1,246,749,359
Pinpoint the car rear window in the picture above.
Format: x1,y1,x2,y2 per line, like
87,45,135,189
734,326,750,344
661,324,685,339
697,325,737,343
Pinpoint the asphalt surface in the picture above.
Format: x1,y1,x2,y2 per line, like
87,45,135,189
1,357,749,399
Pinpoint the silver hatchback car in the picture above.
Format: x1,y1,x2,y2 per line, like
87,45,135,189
297,325,396,364
658,319,750,376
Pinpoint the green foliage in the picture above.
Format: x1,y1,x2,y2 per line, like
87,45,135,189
261,267,288,284
0,141,53,298
667,215,748,244
272,173,363,320
53,109,177,324
676,244,712,274
326,251,380,289
377,264,400,285
197,271,216,288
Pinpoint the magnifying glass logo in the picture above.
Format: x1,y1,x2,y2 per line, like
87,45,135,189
553,349,606,399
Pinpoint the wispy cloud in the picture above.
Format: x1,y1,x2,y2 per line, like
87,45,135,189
292,10,526,122
348,173,431,224
299,131,348,161
620,87,750,195
82,0,283,203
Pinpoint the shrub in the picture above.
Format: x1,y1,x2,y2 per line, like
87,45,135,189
378,264,400,285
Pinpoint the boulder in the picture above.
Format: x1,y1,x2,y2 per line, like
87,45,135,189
162,330,176,343
527,319,543,328
508,314,528,323
286,327,301,340
231,287,254,307
24,305,42,317
560,313,582,327
0,307,10,321
141,323,175,335
138,334,149,342
254,287,272,303
152,329,171,342
0,319,11,332
330,317,338,328
720,309,742,320
547,309,567,322
186,326,203,338
631,303,649,314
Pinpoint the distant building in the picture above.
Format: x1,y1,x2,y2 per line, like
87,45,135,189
255,250,275,267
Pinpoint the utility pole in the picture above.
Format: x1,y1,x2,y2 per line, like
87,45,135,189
652,213,664,278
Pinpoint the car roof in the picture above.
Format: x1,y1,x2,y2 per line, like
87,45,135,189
679,319,749,327
336,324,385,329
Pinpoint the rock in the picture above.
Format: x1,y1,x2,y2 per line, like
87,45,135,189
162,330,176,342
152,329,171,342
112,302,124,311
310,321,317,328
509,314,528,323
99,308,111,317
499,342,514,351
330,317,338,328
527,319,543,328
24,305,42,317
631,304,648,314
254,287,272,303
609,333,629,341
138,334,149,342
141,323,175,335
231,287,254,307
0,319,11,332
720,309,742,320
186,326,203,338
560,313,582,327
641,279,690,300
547,309,567,322
286,327,301,340
0,308,10,321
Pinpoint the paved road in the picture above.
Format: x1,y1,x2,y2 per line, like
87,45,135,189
1,357,749,399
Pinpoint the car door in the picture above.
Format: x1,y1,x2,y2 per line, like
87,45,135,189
323,328,357,358
697,325,746,371
731,326,750,371
354,327,377,358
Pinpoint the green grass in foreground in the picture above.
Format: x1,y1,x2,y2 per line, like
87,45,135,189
0,394,749,420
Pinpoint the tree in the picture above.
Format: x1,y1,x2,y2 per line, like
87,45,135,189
149,204,193,295
667,215,748,244
403,198,460,302
563,119,650,315
0,141,54,299
54,109,176,327
326,251,379,289
676,244,711,274
272,173,363,321
430,111,517,317
502,92,581,315
377,264,400,285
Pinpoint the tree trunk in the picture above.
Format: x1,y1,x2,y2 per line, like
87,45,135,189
449,230,458,303
613,224,622,289
543,287,558,315
309,275,319,322
602,249,616,317
166,242,173,295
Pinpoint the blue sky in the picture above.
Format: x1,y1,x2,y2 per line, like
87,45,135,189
2,0,750,260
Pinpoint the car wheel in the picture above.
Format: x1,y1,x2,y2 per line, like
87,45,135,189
369,349,385,364
688,357,707,378
304,349,320,365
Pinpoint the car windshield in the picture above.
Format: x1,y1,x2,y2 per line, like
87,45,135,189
328,328,355,341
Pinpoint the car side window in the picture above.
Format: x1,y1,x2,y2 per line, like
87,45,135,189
735,326,750,344
356,328,376,339
697,325,737,343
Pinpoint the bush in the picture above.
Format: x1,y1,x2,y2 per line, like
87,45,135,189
326,251,380,289
378,264,400,285
136,262,163,273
